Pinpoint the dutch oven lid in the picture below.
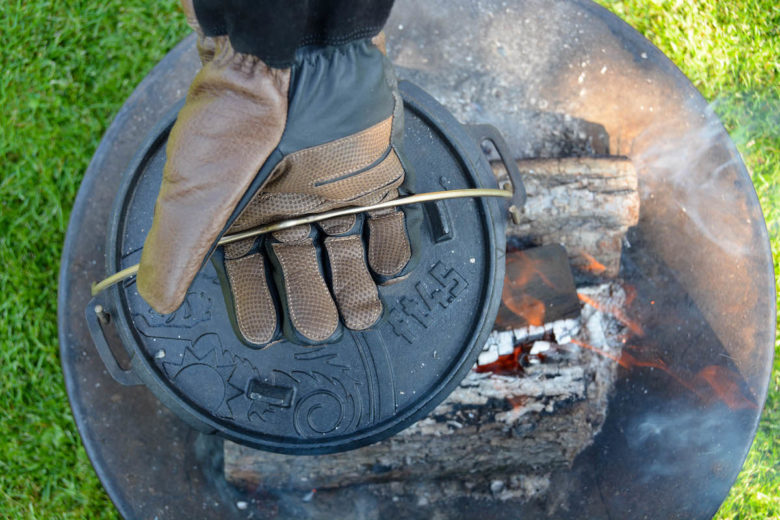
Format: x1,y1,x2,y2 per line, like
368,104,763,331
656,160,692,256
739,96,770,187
91,82,511,454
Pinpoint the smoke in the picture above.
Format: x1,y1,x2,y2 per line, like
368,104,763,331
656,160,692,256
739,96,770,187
631,103,752,258
625,402,750,486
631,94,780,260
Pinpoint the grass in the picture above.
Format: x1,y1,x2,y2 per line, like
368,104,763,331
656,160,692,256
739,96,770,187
2,2,188,518
1,0,777,518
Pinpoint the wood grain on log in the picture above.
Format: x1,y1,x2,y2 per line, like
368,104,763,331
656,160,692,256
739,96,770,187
493,157,639,278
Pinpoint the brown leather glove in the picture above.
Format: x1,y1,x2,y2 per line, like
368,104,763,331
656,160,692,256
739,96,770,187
137,3,418,347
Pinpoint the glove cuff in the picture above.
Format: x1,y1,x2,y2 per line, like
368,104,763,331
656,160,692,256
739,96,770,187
190,0,394,68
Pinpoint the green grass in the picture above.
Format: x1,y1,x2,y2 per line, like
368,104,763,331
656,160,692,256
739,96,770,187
2,2,189,518
1,0,777,518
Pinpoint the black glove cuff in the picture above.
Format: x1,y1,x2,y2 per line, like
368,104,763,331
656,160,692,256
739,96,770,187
193,0,395,68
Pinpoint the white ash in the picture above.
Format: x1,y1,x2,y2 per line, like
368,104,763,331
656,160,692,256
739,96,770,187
478,318,580,365
530,340,552,355
577,283,628,353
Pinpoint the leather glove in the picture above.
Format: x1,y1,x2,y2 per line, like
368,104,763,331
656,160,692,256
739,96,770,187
136,2,418,347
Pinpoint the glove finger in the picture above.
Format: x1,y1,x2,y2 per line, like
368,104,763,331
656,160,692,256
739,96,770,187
366,207,412,281
319,216,382,331
136,54,290,314
221,239,279,346
267,225,341,345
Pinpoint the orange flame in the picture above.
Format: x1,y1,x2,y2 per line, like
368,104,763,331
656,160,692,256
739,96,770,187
501,292,546,327
489,265,755,412
570,339,667,371
569,338,624,366
571,339,757,411
505,251,555,289
695,365,757,410
579,252,607,274
621,282,638,307
573,339,701,396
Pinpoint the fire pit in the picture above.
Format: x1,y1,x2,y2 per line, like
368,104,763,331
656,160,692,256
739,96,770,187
59,0,775,518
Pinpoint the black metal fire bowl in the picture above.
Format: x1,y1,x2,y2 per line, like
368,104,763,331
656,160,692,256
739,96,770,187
59,0,775,518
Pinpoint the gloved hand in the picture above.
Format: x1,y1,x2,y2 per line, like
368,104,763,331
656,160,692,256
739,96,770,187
136,1,418,347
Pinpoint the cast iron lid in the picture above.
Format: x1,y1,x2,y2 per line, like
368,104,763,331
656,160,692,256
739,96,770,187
91,82,509,454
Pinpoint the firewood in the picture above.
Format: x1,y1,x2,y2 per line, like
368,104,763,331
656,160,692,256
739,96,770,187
224,284,627,502
493,157,639,278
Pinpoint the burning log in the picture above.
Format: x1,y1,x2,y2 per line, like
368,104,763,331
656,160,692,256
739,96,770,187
223,283,628,504
494,157,639,278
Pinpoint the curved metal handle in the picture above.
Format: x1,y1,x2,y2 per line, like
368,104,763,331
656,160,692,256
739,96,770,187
84,296,141,386
91,187,513,295
465,123,527,223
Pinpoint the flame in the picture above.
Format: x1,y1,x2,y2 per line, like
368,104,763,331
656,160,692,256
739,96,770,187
577,292,644,336
501,292,546,327
579,252,607,274
571,340,757,411
574,339,701,396
489,259,756,413
695,365,757,410
570,339,667,372
569,338,624,366
475,333,555,375
498,250,557,327
505,250,555,289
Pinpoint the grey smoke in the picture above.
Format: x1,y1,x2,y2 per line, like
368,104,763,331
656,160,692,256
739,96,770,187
625,403,747,484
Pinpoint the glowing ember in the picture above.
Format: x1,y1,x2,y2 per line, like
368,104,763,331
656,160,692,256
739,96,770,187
486,275,757,414
475,339,541,375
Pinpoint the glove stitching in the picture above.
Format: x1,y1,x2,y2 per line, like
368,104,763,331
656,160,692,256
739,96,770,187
280,117,393,185
272,147,403,203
